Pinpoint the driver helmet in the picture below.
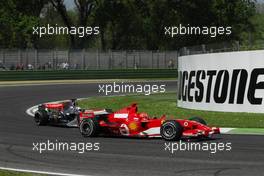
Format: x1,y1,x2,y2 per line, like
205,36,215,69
139,112,148,119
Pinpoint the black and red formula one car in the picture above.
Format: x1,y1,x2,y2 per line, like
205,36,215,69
34,99,110,127
79,103,220,141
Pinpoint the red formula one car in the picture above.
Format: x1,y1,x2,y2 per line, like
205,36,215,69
79,103,220,141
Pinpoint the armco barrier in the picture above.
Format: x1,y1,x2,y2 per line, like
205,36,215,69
0,69,177,81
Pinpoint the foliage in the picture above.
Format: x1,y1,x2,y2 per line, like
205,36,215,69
0,0,260,50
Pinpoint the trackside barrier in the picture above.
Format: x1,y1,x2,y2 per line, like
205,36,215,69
178,50,264,113
0,69,177,81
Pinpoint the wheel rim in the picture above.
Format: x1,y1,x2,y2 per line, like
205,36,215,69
82,122,92,135
163,124,175,138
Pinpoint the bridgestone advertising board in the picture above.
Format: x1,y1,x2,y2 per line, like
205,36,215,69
178,50,264,113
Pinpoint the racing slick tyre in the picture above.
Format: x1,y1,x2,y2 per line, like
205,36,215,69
79,118,99,137
160,120,183,141
34,111,48,126
189,116,207,125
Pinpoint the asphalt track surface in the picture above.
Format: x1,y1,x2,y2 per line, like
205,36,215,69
0,81,263,176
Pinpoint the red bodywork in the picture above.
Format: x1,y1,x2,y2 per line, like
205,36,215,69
79,103,220,138
44,103,64,109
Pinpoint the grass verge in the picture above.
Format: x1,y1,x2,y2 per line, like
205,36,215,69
78,92,264,128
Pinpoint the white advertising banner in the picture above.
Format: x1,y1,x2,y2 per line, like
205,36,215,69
178,50,264,113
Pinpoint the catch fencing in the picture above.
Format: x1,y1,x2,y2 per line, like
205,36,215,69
179,41,264,56
0,49,178,70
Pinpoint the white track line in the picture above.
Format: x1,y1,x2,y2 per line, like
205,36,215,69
26,105,38,117
0,166,90,176
220,128,235,133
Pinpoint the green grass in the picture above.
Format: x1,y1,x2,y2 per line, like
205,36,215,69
0,170,44,176
78,92,264,128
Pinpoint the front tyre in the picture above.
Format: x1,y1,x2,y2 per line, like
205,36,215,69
160,120,183,141
79,118,99,137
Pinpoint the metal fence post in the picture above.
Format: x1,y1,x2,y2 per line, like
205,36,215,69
67,49,70,69
97,49,100,69
176,51,179,69
151,51,154,69
55,49,58,70
224,45,227,51
235,41,240,51
125,51,128,69
108,50,111,69
2,49,5,65
26,49,29,68
34,49,38,70
111,50,114,69
182,47,187,55
133,51,136,69
157,50,159,69
18,49,21,65
164,51,167,69
202,44,206,53
82,49,85,70
138,51,141,68
52,49,55,69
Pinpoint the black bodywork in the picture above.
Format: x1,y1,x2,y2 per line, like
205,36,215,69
34,99,80,127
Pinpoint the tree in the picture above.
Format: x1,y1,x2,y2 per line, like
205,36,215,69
0,0,258,49
49,0,76,48
0,0,48,48
75,0,95,48
49,0,95,48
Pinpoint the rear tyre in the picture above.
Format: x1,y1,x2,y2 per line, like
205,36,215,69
160,120,183,141
189,116,207,125
34,111,48,126
79,118,99,137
